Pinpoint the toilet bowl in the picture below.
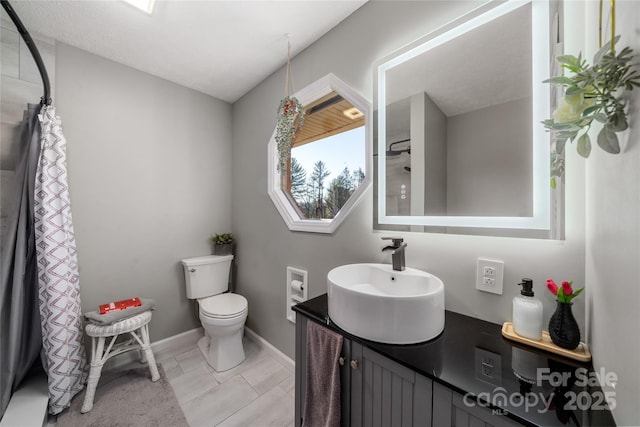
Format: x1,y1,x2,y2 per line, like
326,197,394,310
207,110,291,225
181,255,248,372
197,293,248,371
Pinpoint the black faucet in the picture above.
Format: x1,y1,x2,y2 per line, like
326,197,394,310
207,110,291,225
381,237,407,271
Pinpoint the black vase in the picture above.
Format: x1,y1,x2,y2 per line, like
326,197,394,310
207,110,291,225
548,301,581,350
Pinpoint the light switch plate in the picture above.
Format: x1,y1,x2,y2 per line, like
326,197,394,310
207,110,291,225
476,258,504,295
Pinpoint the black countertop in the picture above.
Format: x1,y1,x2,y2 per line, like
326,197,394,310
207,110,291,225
293,294,616,427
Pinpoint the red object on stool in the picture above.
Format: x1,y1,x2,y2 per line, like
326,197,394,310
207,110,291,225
99,297,142,314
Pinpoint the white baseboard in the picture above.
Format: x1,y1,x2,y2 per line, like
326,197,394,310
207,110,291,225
103,327,204,371
151,327,203,359
0,371,48,427
103,325,295,374
244,327,295,372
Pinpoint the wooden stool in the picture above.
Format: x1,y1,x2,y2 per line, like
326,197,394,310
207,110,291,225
81,310,159,413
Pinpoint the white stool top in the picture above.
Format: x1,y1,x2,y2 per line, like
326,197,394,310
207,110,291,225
85,311,152,337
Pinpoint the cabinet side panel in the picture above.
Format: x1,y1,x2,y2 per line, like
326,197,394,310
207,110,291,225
362,359,376,427
432,382,453,426
469,415,485,427
295,316,307,427
454,406,471,427
451,392,523,427
350,342,363,427
401,379,413,426
391,375,403,426
381,369,392,426
413,375,433,426
340,338,351,427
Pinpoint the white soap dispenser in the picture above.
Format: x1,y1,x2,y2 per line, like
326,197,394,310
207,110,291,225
512,278,543,340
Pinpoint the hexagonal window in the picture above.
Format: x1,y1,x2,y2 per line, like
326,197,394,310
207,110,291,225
268,74,371,233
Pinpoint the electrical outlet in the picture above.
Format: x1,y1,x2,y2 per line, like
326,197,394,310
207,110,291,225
483,277,495,287
475,348,502,386
476,258,504,294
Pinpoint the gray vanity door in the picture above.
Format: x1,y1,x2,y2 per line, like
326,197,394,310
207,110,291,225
350,342,432,427
294,316,307,427
432,382,523,427
295,317,352,427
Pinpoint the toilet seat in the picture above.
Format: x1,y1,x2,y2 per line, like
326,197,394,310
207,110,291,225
198,293,248,319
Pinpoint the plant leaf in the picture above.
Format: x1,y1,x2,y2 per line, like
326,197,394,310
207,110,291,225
597,127,621,154
551,177,556,189
576,133,592,158
556,54,580,66
543,76,575,85
561,64,582,74
593,39,617,64
555,138,567,154
549,122,580,131
571,287,584,299
594,113,608,123
565,86,585,95
556,131,577,139
609,113,629,132
582,105,600,117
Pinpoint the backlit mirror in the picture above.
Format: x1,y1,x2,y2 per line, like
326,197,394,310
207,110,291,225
375,1,562,238
268,73,371,233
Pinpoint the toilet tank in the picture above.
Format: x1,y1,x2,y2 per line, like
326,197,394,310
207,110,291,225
181,255,233,299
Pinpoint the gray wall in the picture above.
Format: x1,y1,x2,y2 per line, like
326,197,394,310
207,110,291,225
0,18,54,239
447,97,532,216
231,0,585,360
582,1,640,425
56,43,232,341
421,92,447,216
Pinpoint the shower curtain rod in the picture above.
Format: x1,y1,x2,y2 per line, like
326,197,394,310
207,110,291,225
1,0,51,105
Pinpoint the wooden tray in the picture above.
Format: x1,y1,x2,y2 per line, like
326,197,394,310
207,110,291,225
502,322,592,362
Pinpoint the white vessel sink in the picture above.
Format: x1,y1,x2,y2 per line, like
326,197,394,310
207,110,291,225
327,263,445,344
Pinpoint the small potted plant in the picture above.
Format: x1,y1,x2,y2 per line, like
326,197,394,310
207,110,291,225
543,37,640,186
211,233,234,255
546,279,584,350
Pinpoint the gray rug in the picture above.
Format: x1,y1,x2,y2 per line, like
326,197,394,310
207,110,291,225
56,364,188,427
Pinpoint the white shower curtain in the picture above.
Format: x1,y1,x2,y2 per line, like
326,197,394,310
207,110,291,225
34,105,86,415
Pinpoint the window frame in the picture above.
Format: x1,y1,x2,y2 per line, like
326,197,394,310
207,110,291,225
267,73,372,234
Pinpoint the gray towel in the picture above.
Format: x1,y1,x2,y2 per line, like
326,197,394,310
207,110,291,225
302,321,343,427
84,298,155,325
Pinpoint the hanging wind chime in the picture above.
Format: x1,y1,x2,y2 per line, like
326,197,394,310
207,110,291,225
275,36,305,174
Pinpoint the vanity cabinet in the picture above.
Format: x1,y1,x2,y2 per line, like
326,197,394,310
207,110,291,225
293,295,616,427
350,341,432,426
432,382,521,427
295,316,432,427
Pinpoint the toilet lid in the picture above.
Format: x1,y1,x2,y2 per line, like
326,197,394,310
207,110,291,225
199,293,247,318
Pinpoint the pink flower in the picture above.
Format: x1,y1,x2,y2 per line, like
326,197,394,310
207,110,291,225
547,278,584,303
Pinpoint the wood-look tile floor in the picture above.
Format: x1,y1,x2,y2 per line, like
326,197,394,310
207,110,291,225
157,336,295,427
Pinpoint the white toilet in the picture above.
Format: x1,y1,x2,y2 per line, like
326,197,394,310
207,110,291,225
181,255,248,372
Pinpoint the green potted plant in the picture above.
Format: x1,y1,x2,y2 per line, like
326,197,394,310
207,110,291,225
276,96,305,173
210,233,234,255
543,36,640,187
546,279,584,350
275,39,305,174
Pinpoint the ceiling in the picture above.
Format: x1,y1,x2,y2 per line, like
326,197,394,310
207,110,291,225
295,92,364,147
10,0,367,103
385,2,531,118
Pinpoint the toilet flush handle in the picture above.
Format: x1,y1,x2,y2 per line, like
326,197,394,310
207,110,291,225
189,268,196,273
